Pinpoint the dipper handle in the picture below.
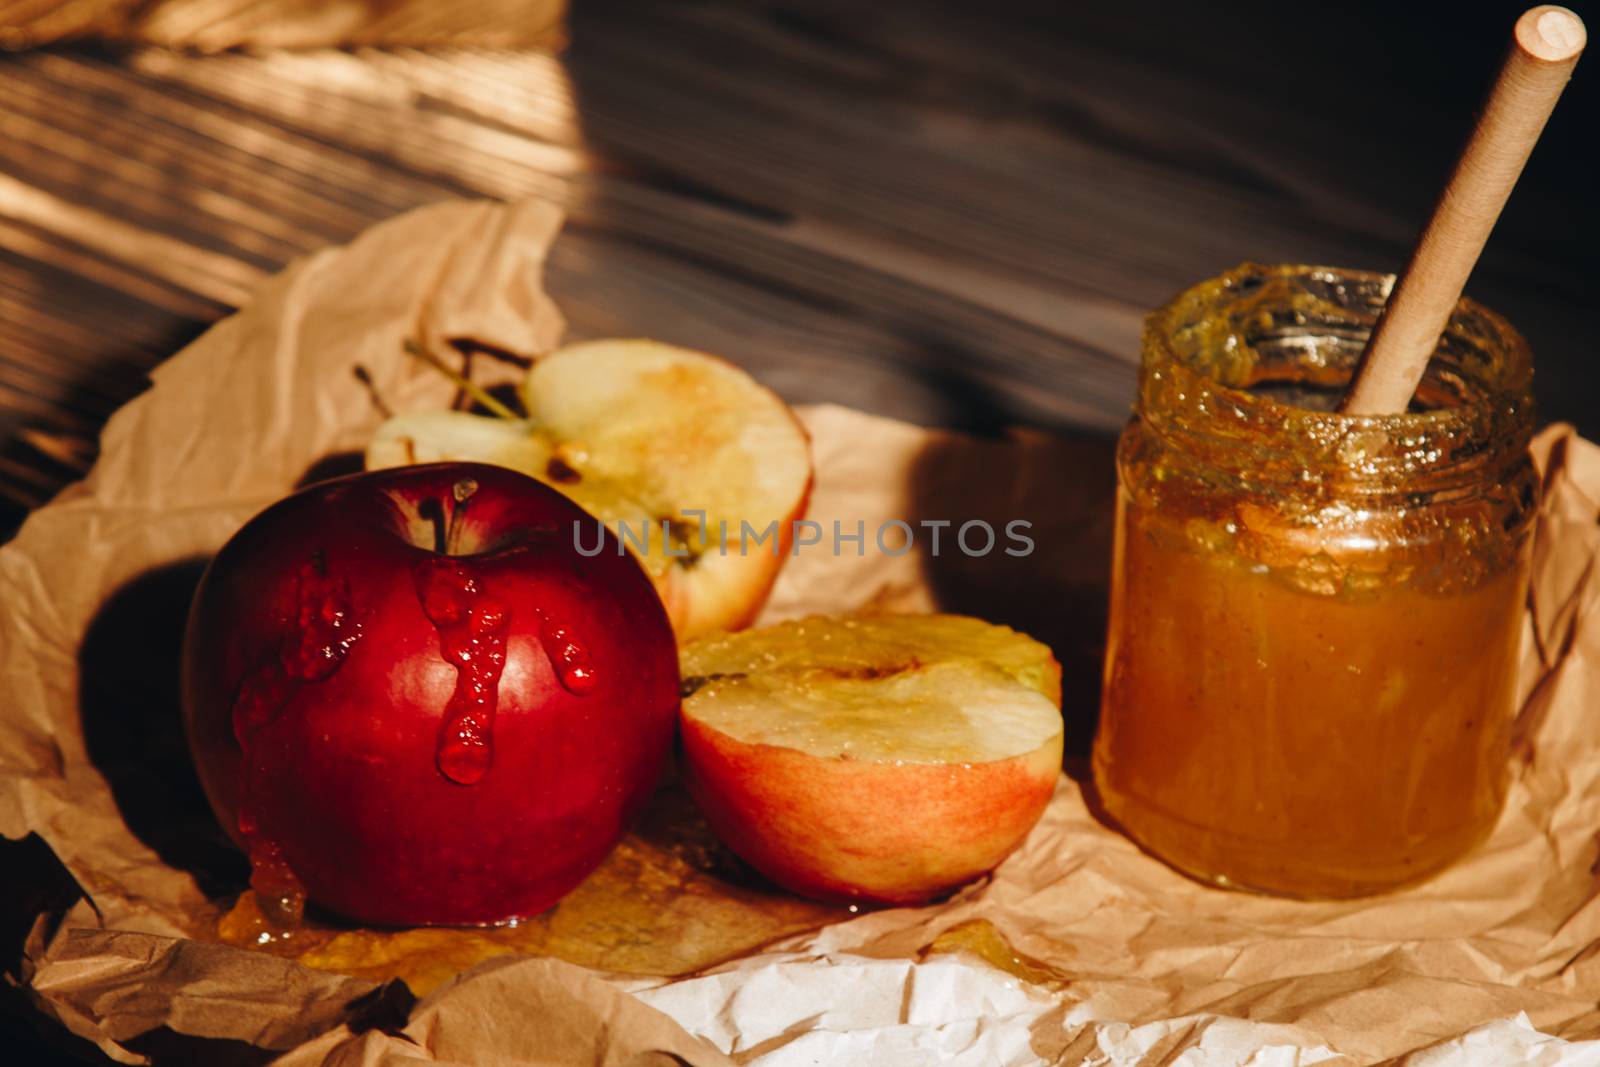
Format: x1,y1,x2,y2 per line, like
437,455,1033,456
1341,6,1585,415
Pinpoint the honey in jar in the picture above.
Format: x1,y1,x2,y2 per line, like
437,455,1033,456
1091,264,1538,898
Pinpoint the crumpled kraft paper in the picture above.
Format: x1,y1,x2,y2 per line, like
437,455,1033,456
3,197,1600,1066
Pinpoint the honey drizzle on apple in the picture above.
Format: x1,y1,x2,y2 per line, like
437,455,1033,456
539,620,598,696
412,555,510,785
412,476,599,786
232,554,364,926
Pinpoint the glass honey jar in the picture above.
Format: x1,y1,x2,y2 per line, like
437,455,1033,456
1091,264,1538,898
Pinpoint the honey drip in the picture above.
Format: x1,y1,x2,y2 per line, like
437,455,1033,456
231,556,363,926
537,618,597,696
920,918,1071,990
413,557,510,786
217,787,846,994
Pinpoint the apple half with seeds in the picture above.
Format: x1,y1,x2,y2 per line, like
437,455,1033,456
679,614,1064,905
367,340,812,641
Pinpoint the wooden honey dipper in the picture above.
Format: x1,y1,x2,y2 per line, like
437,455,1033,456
1341,5,1586,415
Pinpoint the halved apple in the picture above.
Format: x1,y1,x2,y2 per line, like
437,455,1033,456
679,614,1064,905
366,340,812,640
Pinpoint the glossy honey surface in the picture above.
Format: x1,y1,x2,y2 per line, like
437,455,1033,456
1092,265,1537,898
1094,494,1528,896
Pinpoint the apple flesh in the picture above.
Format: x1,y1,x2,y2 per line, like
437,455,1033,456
182,462,679,926
678,615,1063,905
366,339,813,641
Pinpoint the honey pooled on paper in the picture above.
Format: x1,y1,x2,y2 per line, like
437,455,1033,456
219,786,845,994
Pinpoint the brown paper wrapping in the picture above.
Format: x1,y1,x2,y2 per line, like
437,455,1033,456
3,198,1599,1065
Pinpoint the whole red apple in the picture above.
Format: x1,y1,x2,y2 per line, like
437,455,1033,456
182,462,679,926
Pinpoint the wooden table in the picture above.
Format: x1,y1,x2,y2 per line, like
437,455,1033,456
1,0,1594,543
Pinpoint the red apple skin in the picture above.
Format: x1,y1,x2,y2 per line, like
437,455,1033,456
680,715,1061,906
182,462,679,926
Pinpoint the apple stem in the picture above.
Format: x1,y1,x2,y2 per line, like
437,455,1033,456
404,339,522,421
447,478,478,555
352,364,394,418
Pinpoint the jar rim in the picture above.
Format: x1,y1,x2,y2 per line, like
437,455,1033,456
1140,263,1534,493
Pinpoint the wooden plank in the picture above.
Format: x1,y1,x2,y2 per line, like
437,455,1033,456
0,0,1592,541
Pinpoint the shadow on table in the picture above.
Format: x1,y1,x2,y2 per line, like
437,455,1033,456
909,429,1118,779
77,558,248,900
295,452,365,490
